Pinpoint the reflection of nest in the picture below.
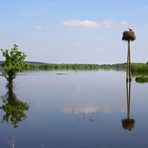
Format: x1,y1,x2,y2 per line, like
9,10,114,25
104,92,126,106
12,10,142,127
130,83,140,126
122,118,135,131
122,31,136,41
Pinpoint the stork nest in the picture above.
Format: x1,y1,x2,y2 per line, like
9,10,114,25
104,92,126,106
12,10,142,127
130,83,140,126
122,31,136,41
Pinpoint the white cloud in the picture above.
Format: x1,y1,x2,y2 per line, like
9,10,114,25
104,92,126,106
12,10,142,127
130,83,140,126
63,104,125,114
62,20,98,28
61,19,131,30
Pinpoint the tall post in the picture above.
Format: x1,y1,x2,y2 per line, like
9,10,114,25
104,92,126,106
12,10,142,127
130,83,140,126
128,40,131,82
127,40,131,120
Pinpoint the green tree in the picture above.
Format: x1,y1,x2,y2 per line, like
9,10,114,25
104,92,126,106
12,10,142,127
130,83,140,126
1,44,28,83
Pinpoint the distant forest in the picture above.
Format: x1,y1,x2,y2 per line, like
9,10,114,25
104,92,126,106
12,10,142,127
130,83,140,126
0,61,148,75
27,62,148,75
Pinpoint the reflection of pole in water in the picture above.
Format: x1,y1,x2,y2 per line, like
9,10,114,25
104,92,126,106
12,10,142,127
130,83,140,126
126,76,131,120
122,56,135,131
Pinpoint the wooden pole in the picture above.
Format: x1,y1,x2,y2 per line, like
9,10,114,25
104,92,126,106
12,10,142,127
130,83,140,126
126,40,131,120
128,40,131,82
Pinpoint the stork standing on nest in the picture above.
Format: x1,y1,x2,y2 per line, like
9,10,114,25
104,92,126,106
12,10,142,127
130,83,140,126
128,28,133,31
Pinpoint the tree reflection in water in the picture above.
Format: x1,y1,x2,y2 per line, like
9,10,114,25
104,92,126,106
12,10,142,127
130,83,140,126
0,83,29,128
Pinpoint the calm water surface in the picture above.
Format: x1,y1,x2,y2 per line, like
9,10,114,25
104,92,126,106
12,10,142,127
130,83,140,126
0,70,148,148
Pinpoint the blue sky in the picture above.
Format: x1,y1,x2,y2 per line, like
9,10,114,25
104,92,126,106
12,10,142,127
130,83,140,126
0,0,148,64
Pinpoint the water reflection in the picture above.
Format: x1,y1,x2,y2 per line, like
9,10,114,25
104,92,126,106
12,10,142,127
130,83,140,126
65,85,98,122
122,67,136,131
63,85,125,123
0,83,29,128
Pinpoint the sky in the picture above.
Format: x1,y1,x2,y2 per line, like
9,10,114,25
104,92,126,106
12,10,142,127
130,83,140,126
0,0,148,64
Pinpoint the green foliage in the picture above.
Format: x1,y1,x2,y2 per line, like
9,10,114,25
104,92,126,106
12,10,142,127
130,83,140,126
131,63,148,72
26,62,148,75
1,44,28,83
135,76,148,83
0,83,29,128
100,63,126,71
99,63,148,75
27,63,100,71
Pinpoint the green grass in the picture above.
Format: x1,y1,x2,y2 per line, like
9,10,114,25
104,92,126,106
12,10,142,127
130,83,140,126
135,76,148,83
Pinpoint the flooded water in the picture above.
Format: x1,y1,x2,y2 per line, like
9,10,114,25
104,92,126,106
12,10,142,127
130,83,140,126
0,70,148,148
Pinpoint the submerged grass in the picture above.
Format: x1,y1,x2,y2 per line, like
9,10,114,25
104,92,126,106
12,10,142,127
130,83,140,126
135,76,148,83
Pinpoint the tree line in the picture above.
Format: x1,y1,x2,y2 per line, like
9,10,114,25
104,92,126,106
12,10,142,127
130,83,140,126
0,44,148,84
28,63,100,70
